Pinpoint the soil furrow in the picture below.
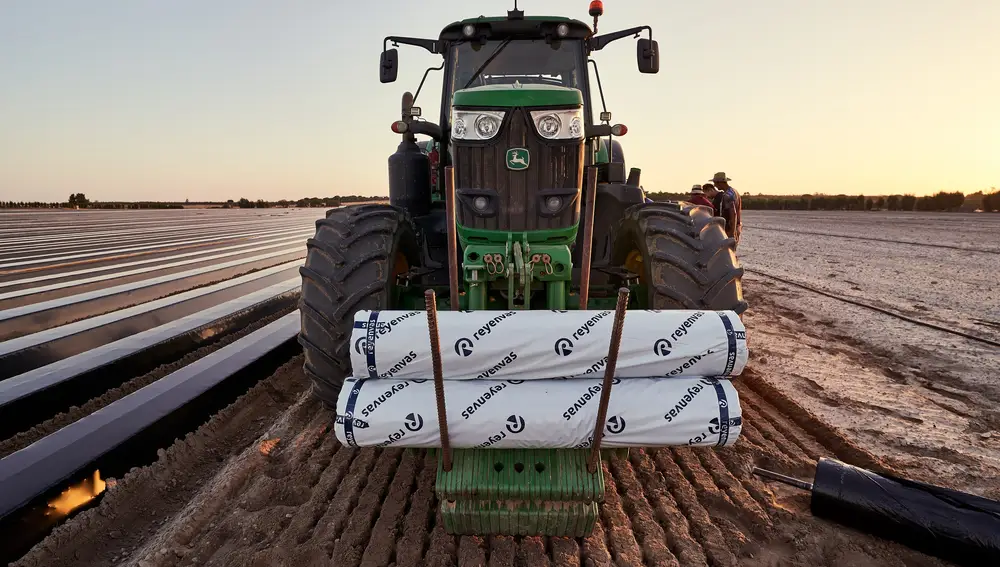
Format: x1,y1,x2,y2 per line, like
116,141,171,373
286,443,364,545
726,418,793,467
281,409,339,476
487,535,517,567
457,535,487,566
423,509,458,567
741,369,894,474
136,389,326,566
549,536,580,567
738,387,829,461
608,454,680,567
712,447,787,513
738,404,815,468
579,520,613,567
628,450,710,567
308,447,380,550
395,451,437,567
693,450,773,533
650,449,741,567
359,449,420,567
597,459,648,567
671,449,739,517
515,536,551,567
331,448,405,567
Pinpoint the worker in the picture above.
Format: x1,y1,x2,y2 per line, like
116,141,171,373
706,172,742,247
702,182,718,207
688,184,715,212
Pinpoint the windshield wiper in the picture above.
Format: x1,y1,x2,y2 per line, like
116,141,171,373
463,37,513,89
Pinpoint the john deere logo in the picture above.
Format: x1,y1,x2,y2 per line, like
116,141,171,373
506,148,529,170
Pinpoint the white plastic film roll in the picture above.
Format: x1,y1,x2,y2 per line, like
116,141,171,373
334,376,742,449
349,309,747,381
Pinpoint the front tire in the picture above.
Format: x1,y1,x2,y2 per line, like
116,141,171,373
298,204,420,408
610,202,747,313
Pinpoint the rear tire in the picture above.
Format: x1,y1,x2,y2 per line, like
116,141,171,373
298,204,420,408
610,202,748,313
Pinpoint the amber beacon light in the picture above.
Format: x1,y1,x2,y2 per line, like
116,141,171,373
589,0,604,33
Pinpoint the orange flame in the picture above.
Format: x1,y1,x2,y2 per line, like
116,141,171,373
46,470,107,517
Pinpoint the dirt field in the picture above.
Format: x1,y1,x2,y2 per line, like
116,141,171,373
740,210,1000,499
6,210,999,567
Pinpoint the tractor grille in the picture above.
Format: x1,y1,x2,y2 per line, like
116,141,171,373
452,108,584,232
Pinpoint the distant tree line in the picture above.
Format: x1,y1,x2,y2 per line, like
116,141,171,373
224,195,386,209
2,193,180,210
1,193,386,210
0,201,64,209
87,202,185,209
647,187,999,213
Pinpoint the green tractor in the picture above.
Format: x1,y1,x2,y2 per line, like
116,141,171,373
298,1,747,537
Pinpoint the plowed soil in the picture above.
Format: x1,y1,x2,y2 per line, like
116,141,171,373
10,211,998,567
15,286,991,566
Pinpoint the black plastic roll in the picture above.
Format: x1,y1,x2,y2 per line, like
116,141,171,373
811,457,1000,565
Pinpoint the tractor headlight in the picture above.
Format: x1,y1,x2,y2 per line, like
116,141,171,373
529,108,584,140
475,114,500,138
451,109,505,141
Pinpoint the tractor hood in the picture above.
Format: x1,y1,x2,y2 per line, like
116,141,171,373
452,84,583,108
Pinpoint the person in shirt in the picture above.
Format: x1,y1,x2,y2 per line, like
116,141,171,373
688,184,715,212
705,172,742,247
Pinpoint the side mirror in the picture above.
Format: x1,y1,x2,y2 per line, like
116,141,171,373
637,39,659,74
380,48,399,83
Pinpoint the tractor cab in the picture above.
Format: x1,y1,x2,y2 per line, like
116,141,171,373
439,17,595,131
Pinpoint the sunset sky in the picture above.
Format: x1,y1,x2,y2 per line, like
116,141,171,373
1,0,997,203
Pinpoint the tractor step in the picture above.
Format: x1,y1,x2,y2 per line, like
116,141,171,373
441,498,598,537
433,448,629,537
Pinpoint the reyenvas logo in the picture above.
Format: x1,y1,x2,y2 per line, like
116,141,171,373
454,337,474,357
653,338,672,357
404,413,424,432
505,414,525,434
335,414,370,429
354,337,366,355
554,337,574,356
606,416,627,434
707,416,742,434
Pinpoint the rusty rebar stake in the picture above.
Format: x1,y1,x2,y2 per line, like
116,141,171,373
578,166,598,310
444,166,460,311
424,289,452,471
588,286,630,473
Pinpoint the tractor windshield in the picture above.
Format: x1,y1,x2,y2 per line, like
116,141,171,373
445,38,587,124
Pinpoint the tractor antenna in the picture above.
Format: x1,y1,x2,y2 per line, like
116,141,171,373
508,0,523,20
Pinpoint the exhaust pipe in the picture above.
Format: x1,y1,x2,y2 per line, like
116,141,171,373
578,166,598,310
444,166,460,311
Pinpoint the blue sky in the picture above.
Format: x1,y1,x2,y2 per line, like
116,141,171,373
1,0,997,202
